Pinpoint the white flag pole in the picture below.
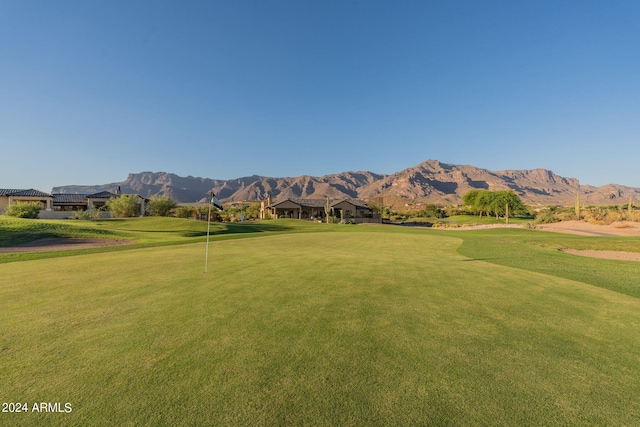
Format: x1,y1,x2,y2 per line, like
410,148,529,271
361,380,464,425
204,193,213,273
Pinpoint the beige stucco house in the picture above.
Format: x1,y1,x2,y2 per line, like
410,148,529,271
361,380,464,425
260,197,377,223
1,189,148,218
0,189,54,213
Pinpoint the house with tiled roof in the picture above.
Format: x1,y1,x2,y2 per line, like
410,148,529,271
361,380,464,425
0,189,54,213
332,199,372,220
260,197,376,222
51,191,124,212
1,188,148,218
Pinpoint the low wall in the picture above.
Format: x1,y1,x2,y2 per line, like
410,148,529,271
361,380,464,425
354,218,383,224
38,211,75,219
38,210,112,220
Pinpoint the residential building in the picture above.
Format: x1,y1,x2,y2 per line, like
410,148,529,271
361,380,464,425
260,197,378,223
0,189,148,218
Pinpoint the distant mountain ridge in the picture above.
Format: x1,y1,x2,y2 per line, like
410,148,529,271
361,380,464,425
52,160,640,206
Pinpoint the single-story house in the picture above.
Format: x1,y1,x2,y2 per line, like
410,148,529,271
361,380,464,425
0,188,148,218
260,197,377,222
332,199,372,220
52,191,128,211
0,189,54,213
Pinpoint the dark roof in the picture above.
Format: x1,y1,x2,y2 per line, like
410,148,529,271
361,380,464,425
293,198,331,208
271,198,329,208
0,189,24,196
51,192,147,204
52,194,88,203
88,191,116,198
332,199,370,209
269,198,371,209
0,189,52,197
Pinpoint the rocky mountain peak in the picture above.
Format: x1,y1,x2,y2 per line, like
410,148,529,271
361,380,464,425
52,161,640,206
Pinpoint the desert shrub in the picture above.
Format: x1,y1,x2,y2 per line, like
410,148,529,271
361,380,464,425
72,209,103,220
4,202,41,218
245,202,261,219
197,205,221,221
557,210,577,221
149,195,177,216
106,195,141,218
606,210,625,223
175,205,194,219
534,210,560,224
582,206,628,224
431,221,460,228
416,204,446,218
627,209,640,222
72,210,90,220
583,207,611,224
445,205,464,216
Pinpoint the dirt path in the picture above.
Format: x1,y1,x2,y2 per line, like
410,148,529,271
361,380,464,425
0,238,134,253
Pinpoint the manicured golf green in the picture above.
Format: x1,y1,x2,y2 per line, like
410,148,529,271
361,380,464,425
1,221,639,425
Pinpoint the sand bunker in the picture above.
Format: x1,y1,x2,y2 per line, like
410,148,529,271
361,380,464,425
560,249,640,262
537,221,640,237
0,238,133,253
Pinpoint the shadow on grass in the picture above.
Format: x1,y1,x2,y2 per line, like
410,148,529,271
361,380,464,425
0,224,119,247
181,222,294,237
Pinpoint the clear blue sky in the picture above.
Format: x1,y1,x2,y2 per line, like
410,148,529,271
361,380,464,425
2,0,639,192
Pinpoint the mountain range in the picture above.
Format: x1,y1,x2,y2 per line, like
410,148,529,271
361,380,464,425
52,160,640,207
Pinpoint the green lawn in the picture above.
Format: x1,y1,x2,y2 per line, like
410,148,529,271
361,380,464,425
444,214,533,225
0,217,332,263
446,228,640,298
1,219,639,425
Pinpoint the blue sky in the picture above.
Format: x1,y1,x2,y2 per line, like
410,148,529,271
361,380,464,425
1,1,639,192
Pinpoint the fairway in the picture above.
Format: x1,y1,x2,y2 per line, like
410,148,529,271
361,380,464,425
2,227,640,426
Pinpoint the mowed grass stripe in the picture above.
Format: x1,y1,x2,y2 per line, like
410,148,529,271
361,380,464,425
1,231,639,426
447,228,640,298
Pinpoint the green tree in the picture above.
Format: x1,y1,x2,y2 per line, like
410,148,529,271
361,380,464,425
148,195,177,216
245,202,261,219
423,204,446,218
462,189,526,221
462,189,482,210
490,190,527,222
368,202,390,219
175,205,194,219
463,189,494,218
197,205,220,222
106,194,140,218
477,191,496,218
4,202,41,218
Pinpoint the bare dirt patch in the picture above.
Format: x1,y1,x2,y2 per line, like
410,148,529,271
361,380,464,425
0,238,134,254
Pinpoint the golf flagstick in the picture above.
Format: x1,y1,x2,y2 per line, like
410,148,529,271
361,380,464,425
205,192,223,274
